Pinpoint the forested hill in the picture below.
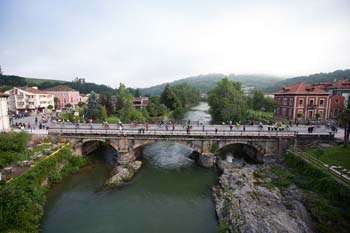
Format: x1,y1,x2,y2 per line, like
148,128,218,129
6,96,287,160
139,74,281,96
263,69,350,93
0,75,116,95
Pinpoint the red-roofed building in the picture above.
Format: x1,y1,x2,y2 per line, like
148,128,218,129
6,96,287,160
274,83,330,121
45,85,80,109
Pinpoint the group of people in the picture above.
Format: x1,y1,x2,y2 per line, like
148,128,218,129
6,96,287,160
13,116,47,130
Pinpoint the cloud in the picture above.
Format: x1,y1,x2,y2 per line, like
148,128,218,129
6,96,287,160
0,0,349,88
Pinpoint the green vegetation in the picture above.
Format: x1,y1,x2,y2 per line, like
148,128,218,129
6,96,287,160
0,74,116,95
0,146,87,233
264,69,350,93
106,115,120,123
139,73,281,96
218,220,229,233
0,132,30,168
308,146,350,170
208,78,246,123
267,151,350,233
160,83,201,120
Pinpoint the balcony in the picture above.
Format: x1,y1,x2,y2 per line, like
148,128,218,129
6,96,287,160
307,104,317,109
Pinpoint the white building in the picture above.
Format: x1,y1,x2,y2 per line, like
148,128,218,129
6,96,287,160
5,87,54,114
0,93,10,132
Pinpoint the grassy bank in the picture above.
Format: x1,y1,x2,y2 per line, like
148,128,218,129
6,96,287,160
0,146,86,233
268,151,350,233
308,146,350,170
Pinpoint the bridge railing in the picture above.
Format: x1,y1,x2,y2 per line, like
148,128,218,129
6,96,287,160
47,127,306,137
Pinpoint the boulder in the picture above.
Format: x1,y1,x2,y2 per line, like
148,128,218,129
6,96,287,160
104,160,142,188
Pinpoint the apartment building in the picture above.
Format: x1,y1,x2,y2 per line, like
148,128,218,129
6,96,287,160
5,87,54,114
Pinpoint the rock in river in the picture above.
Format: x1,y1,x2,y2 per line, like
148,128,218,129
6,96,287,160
104,160,142,188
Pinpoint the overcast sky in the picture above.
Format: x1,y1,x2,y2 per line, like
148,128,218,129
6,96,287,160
0,0,349,88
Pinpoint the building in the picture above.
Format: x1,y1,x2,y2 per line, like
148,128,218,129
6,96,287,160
79,94,89,104
5,87,54,114
323,79,350,118
133,97,149,110
0,93,10,132
274,83,330,121
45,85,80,109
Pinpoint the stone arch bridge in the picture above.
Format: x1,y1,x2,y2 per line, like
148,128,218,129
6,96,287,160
48,128,333,167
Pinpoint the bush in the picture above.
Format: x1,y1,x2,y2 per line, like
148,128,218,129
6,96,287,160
0,147,86,232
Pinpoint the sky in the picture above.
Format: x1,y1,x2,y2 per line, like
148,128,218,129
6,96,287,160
0,0,349,88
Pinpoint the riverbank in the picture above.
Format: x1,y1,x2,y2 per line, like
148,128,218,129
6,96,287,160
0,146,86,232
213,149,350,233
213,159,314,233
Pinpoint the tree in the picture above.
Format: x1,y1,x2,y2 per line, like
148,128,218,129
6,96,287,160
87,91,101,121
208,78,246,123
252,89,265,111
65,103,72,109
101,105,108,121
54,97,60,109
134,88,141,97
337,101,350,147
160,84,181,110
116,83,136,122
47,105,53,110
146,96,167,117
78,101,85,108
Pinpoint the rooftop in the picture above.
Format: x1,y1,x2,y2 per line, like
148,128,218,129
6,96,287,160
275,82,328,95
45,85,78,92
16,86,50,94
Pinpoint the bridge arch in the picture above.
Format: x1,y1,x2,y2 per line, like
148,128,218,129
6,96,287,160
217,142,264,163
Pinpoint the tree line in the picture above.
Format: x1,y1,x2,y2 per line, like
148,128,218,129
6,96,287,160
207,78,277,123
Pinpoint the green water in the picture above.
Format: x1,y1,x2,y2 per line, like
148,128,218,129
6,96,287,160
41,143,218,233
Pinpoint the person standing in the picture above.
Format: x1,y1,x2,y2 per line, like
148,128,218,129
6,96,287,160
145,122,149,131
202,124,205,132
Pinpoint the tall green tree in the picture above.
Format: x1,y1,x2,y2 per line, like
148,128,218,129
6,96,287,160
208,77,246,123
160,84,181,110
252,89,265,111
101,105,108,121
87,91,101,121
116,83,137,122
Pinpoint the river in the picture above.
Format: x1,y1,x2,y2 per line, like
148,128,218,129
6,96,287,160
41,102,218,233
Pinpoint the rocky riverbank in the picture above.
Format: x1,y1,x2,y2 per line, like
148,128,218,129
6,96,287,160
213,159,314,233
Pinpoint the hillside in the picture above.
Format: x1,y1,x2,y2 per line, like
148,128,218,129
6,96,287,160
139,74,281,95
0,75,116,95
263,69,350,93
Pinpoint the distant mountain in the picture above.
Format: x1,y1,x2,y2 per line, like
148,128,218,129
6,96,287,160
263,69,350,93
0,75,116,95
139,74,282,96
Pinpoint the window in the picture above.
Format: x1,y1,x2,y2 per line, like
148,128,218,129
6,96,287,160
289,98,293,106
282,108,287,116
318,111,323,119
282,98,288,105
299,99,303,107
308,110,313,119
319,99,324,107
309,99,314,105
288,109,293,117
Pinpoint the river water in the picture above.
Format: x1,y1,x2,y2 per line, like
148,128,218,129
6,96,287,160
41,102,218,233
183,102,212,123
